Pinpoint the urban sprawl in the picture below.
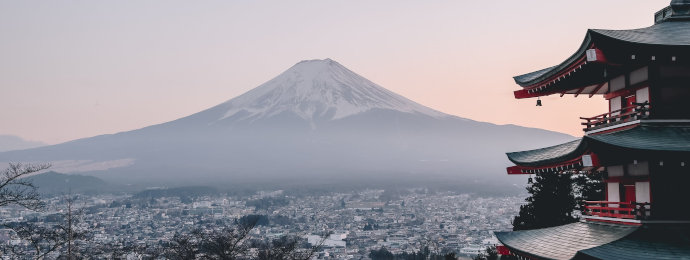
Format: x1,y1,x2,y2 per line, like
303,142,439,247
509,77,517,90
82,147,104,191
0,189,521,259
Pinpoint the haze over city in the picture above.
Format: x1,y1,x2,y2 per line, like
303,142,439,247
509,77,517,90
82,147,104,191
1,0,670,145
2,1,689,259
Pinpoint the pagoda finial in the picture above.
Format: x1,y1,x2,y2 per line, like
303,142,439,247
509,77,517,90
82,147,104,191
656,0,690,23
671,0,690,16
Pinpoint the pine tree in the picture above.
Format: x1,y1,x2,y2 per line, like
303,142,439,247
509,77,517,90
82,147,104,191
512,172,578,231
573,171,605,212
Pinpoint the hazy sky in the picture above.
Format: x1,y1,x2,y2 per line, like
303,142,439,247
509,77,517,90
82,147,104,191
1,1,671,144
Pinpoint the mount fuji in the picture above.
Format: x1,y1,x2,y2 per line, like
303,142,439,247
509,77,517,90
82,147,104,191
174,59,447,128
217,59,445,124
0,59,574,186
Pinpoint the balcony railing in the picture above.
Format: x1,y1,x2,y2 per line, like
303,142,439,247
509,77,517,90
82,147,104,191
580,101,650,131
583,201,651,220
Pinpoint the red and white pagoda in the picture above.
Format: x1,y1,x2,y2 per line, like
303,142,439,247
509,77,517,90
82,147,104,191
495,1,690,259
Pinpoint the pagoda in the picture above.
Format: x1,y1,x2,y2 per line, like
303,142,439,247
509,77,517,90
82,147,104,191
495,1,690,259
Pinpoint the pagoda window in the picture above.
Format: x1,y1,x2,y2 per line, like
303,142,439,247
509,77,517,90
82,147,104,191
609,96,622,117
607,165,624,177
629,66,649,85
635,181,651,203
607,182,620,203
609,75,626,92
635,181,652,218
627,161,649,176
635,87,650,104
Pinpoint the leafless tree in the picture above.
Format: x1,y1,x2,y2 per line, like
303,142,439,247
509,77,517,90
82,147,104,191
165,215,330,260
198,221,256,260
257,232,329,260
165,231,201,260
3,193,88,259
59,193,88,260
86,238,149,259
0,163,50,210
165,219,256,260
3,222,65,259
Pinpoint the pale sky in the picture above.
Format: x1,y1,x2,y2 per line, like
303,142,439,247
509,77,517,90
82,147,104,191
1,1,671,144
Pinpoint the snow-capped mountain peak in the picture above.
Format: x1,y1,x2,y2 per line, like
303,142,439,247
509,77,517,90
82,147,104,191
217,59,446,123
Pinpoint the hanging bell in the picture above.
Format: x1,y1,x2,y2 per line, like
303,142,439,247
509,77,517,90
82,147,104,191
527,175,534,184
536,98,542,106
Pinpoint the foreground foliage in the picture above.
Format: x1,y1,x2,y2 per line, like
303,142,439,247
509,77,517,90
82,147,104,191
512,172,604,231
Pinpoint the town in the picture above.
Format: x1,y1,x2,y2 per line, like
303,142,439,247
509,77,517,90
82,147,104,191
0,188,521,259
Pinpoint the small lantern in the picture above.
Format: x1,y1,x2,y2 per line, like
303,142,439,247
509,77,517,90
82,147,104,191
536,98,542,106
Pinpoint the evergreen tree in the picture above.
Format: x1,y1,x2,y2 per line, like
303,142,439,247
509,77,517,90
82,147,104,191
473,245,518,260
573,171,605,212
512,172,578,230
369,247,394,260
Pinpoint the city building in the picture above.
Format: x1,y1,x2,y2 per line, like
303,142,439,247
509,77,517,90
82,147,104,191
495,1,690,259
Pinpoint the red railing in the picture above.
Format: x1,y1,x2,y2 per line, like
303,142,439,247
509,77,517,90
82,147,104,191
583,201,651,220
580,102,650,131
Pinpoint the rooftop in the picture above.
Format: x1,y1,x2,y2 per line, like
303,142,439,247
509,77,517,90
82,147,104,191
495,222,636,260
507,124,690,168
496,223,690,260
512,1,690,98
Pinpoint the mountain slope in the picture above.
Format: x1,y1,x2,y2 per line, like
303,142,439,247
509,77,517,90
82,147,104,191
0,59,575,186
0,135,46,152
27,172,109,195
213,59,445,124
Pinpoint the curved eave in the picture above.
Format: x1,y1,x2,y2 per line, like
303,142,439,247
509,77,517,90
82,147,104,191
590,21,690,47
506,125,690,173
513,62,609,99
574,224,690,260
506,139,586,167
513,21,690,99
586,125,690,153
495,222,637,260
513,32,593,87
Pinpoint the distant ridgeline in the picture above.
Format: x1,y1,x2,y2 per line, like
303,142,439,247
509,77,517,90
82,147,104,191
26,171,108,195
0,59,574,187
133,186,219,199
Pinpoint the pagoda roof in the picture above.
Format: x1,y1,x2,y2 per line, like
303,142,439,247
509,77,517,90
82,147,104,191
513,66,557,84
590,21,690,47
513,5,690,99
507,139,584,167
495,222,637,260
575,224,690,260
512,31,594,88
515,20,690,84
587,125,690,152
496,223,690,260
507,125,690,168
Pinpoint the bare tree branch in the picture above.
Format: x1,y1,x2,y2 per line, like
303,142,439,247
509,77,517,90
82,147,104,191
0,162,50,211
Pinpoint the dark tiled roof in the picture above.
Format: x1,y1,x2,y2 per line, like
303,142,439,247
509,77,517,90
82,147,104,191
513,66,556,85
495,222,637,260
591,21,690,46
506,139,585,167
513,33,591,87
507,125,690,167
587,125,690,152
575,225,690,260
514,20,690,87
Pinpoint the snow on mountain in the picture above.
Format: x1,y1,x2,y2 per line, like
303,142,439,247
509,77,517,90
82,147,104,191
217,59,447,123
0,58,576,186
